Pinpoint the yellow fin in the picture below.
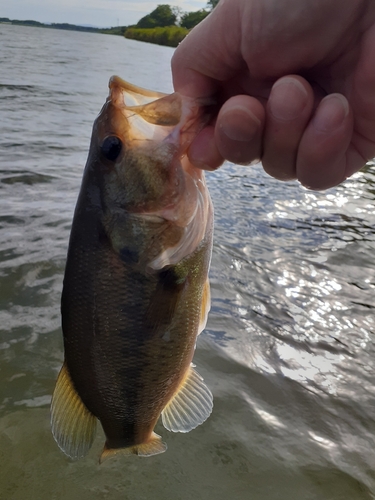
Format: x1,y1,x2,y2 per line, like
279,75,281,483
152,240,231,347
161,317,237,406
161,366,213,433
127,93,182,127
100,432,167,463
50,362,97,460
198,278,211,335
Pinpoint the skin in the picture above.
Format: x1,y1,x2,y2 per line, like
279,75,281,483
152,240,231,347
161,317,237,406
171,0,375,190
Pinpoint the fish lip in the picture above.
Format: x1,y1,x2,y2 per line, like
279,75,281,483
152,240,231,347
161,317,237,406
109,75,168,101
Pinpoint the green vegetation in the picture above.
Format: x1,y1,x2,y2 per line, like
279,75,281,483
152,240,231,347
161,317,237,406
125,26,188,47
137,5,177,28
124,2,218,48
207,0,220,8
100,26,128,36
0,1,220,46
180,10,209,30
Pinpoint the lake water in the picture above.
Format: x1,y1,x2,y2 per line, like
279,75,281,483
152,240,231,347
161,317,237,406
1,23,375,500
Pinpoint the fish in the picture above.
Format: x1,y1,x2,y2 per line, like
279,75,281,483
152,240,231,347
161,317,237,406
50,76,214,462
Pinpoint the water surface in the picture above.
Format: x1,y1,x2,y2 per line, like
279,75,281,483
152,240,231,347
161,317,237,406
1,23,375,500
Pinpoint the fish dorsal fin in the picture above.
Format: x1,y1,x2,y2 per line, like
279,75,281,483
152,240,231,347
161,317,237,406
50,362,97,460
100,432,167,463
161,366,213,433
198,278,211,335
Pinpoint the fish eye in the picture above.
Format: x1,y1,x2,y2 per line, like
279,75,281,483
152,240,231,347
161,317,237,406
100,136,122,162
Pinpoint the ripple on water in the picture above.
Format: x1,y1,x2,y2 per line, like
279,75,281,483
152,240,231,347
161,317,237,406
1,23,375,500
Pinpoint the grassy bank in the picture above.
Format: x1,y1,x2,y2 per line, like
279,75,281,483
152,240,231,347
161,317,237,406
124,26,189,48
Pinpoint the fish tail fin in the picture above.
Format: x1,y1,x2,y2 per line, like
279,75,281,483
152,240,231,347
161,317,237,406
50,361,97,460
100,432,167,463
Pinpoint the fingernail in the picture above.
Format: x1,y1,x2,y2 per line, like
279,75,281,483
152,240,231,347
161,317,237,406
345,162,362,178
269,78,308,120
190,159,218,171
220,106,260,142
313,94,349,133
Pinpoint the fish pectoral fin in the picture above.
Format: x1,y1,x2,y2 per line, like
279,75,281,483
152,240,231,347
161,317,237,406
161,366,213,433
146,266,187,333
100,432,167,463
198,278,211,335
50,362,97,460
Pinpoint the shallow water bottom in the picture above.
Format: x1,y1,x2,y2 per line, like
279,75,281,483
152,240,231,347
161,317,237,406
1,341,374,500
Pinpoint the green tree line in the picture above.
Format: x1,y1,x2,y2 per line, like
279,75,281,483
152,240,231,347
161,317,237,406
0,2,220,44
125,1,219,47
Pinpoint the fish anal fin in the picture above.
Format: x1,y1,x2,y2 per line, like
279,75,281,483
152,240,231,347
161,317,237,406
100,433,167,463
198,278,211,335
50,362,97,460
162,366,213,433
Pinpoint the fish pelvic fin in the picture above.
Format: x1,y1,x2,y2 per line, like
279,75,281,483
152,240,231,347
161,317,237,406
161,366,213,433
50,361,97,460
198,278,211,335
100,432,167,463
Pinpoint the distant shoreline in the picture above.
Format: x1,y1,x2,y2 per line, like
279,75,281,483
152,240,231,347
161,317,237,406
0,17,126,36
0,16,191,47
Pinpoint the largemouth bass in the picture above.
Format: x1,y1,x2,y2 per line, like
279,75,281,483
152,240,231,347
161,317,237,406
51,76,213,462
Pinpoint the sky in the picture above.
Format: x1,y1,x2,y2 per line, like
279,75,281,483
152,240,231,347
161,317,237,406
0,0,208,28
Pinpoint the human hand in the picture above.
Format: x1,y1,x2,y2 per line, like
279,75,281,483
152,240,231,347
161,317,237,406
171,0,375,189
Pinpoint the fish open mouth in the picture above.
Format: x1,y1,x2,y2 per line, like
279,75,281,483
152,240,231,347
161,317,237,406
108,75,211,157
96,76,214,269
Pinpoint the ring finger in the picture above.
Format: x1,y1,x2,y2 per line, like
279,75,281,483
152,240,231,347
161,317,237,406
262,75,315,180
